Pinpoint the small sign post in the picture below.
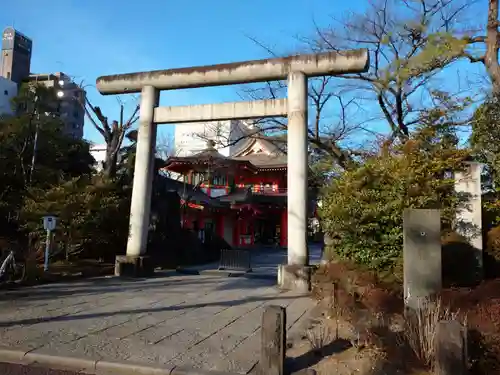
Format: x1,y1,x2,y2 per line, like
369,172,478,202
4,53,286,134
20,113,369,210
42,215,57,271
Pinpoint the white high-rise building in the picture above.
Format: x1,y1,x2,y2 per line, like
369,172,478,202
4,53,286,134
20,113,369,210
0,76,17,116
174,120,250,157
89,144,107,171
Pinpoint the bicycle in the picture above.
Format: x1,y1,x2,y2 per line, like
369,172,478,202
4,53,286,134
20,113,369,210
0,248,26,283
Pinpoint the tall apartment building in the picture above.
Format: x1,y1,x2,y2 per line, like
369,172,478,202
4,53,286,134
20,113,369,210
1,27,32,84
174,120,250,157
0,27,85,138
27,72,86,139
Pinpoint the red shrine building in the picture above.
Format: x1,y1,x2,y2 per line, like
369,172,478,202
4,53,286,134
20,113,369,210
163,136,315,248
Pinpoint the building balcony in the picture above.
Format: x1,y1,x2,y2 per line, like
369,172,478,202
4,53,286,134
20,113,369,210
251,186,287,195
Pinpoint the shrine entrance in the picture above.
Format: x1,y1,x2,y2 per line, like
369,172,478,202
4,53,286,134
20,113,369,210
254,216,280,247
96,49,369,291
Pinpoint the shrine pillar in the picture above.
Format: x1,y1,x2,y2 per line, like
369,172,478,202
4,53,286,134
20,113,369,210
280,209,288,248
115,86,159,276
278,71,311,292
287,71,309,266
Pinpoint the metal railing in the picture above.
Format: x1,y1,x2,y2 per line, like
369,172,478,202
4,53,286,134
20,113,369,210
251,186,287,195
219,249,252,272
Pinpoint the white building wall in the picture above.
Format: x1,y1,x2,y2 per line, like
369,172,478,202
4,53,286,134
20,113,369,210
227,120,248,156
90,144,107,171
174,120,250,157
0,77,17,116
454,162,483,267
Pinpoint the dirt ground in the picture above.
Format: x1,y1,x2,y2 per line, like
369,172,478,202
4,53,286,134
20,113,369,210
298,262,500,375
286,302,379,375
286,296,431,375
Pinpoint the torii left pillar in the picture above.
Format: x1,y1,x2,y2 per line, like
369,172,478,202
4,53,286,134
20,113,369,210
114,86,159,277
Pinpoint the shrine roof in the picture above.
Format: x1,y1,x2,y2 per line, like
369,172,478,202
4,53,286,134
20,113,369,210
215,187,286,206
163,140,257,173
216,188,252,203
232,153,287,169
157,176,224,207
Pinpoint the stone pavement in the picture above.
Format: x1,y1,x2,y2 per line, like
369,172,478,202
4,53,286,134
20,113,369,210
181,244,323,277
0,269,315,374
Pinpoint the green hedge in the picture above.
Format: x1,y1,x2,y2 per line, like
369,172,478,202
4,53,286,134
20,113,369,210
319,126,470,275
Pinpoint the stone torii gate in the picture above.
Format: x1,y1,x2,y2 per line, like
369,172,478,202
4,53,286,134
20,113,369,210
96,49,369,291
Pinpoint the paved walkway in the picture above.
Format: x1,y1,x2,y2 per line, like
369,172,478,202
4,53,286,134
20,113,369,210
183,244,323,276
0,248,320,374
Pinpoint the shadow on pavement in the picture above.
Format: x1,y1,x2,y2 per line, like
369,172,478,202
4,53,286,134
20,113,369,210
0,273,271,303
0,293,297,328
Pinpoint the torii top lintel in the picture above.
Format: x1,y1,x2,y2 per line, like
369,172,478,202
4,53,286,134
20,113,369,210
96,49,369,95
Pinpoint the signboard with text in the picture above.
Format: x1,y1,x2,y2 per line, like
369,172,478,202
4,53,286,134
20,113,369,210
43,216,57,231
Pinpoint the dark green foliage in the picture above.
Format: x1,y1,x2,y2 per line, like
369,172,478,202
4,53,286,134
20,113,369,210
20,177,131,261
319,124,470,275
0,85,129,262
471,94,500,191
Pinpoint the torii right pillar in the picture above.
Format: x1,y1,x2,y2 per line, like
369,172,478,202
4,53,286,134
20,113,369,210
278,71,312,292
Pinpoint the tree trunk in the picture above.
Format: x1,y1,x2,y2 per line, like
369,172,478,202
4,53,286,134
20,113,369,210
486,0,500,94
104,134,120,179
104,150,118,179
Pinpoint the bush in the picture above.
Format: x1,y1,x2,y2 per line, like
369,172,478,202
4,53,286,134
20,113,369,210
486,225,500,262
442,231,482,286
402,297,461,369
485,225,500,278
320,125,469,274
20,176,130,262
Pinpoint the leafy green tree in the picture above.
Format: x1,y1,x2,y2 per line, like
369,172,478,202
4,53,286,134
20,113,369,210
0,113,94,213
1,84,95,187
471,94,500,191
20,176,130,261
0,85,95,241
319,104,470,276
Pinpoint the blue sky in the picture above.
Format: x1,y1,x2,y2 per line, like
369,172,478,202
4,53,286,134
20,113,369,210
1,0,359,144
0,0,489,146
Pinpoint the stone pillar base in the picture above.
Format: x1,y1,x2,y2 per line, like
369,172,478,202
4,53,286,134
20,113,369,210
277,264,313,292
114,255,154,277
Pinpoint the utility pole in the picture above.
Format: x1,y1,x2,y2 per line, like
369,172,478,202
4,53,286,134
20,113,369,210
28,78,66,184
28,94,39,185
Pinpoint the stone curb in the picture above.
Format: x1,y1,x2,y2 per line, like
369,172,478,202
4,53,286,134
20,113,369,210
171,367,242,375
0,348,241,375
96,359,174,374
25,352,97,373
0,348,26,363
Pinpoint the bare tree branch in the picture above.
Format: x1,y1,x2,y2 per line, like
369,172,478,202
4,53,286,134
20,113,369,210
191,0,479,172
484,0,500,93
78,85,140,178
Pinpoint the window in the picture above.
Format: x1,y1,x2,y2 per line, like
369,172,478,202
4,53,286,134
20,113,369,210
6,72,10,79
212,174,227,186
192,173,204,186
3,90,7,95
73,110,79,118
73,123,79,129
